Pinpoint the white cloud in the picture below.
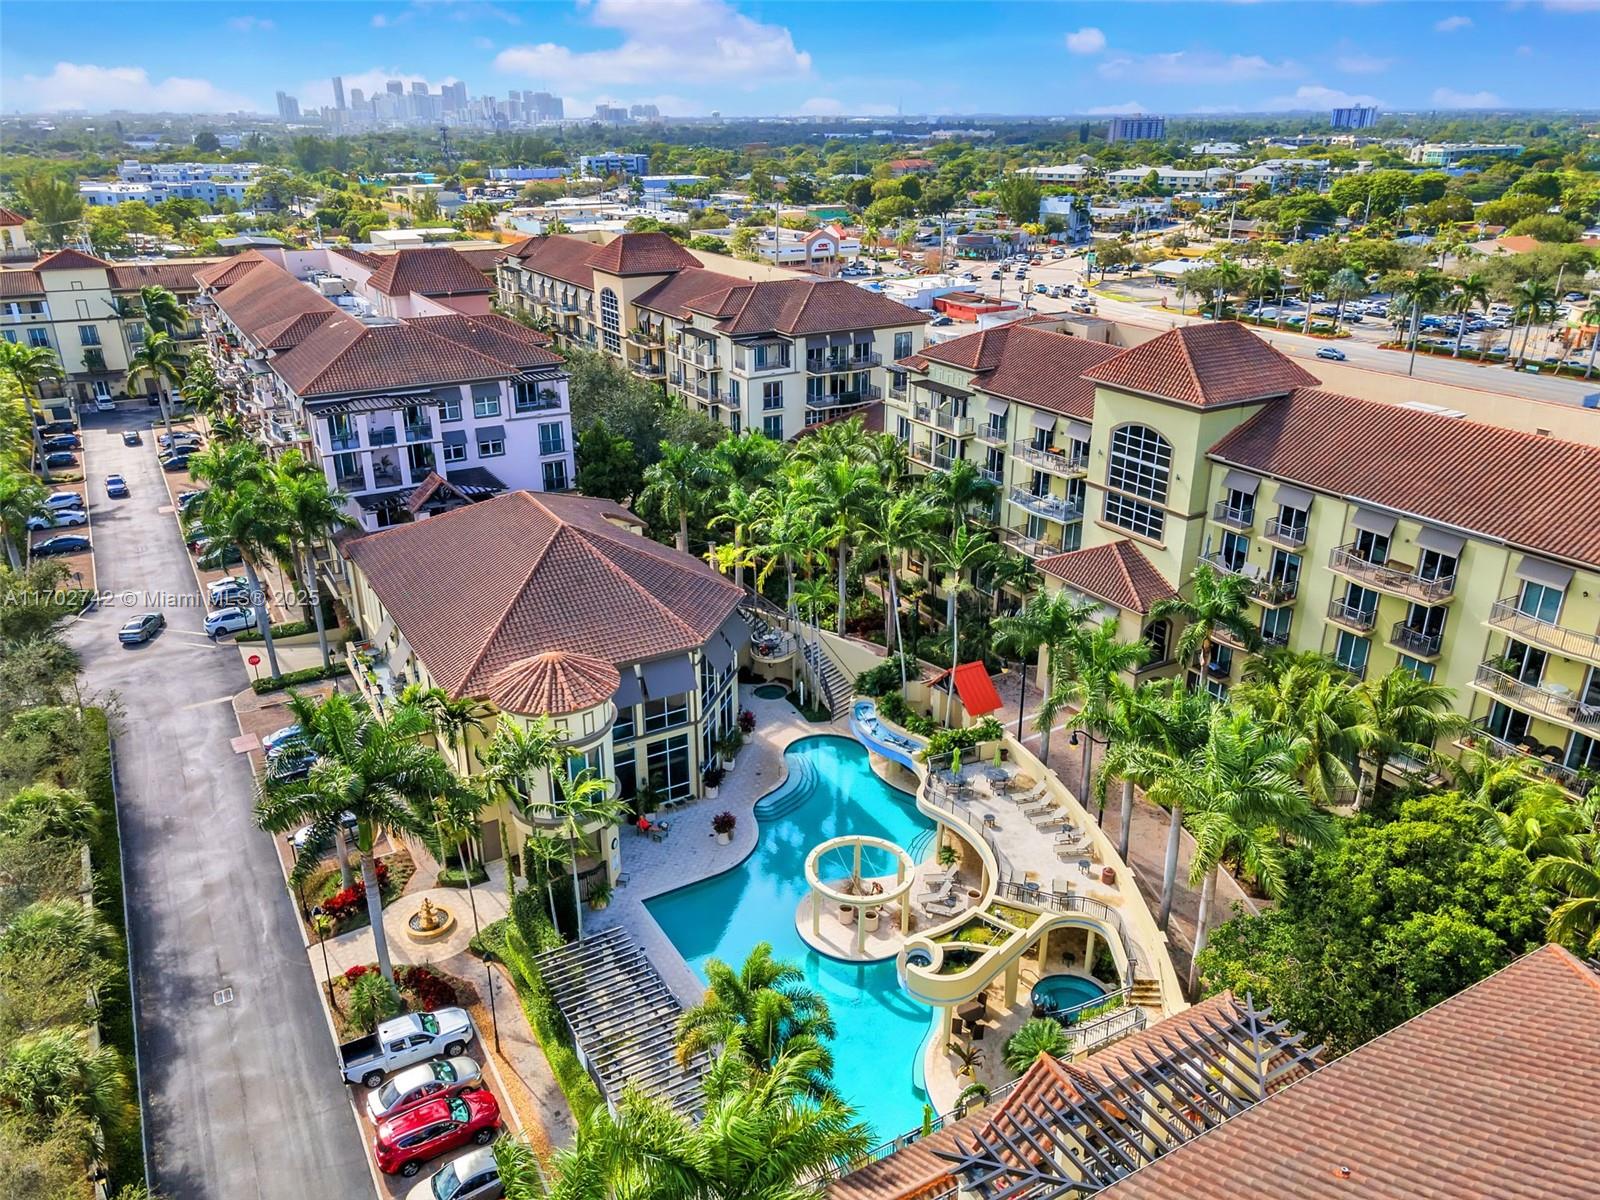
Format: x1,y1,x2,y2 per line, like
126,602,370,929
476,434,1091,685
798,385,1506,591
495,0,810,89
797,96,896,117
1098,51,1299,84
227,15,274,32
6,62,259,113
1086,101,1147,115
1334,52,1391,74
1064,27,1107,55
1432,87,1502,108
1433,14,1473,31
296,69,459,108
1262,84,1383,111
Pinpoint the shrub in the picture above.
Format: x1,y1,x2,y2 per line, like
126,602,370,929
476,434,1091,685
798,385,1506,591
347,971,403,1030
1004,1017,1073,1073
250,663,350,695
737,708,756,734
398,964,457,1010
853,654,916,697
712,811,737,835
437,864,489,888
702,764,726,788
879,690,937,736
921,717,1005,762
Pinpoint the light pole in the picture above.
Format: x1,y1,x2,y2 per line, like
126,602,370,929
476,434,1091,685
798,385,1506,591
459,859,501,1053
311,908,339,1012
1068,730,1108,822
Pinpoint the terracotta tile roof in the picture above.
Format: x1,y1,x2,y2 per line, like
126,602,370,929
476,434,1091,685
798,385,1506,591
0,207,24,227
106,260,213,293
273,318,523,397
1209,387,1600,567
632,266,750,319
330,246,382,271
255,310,338,351
484,650,622,716
0,270,44,298
689,278,923,336
405,313,561,367
366,247,492,297
587,230,700,276
34,248,110,272
507,234,601,288
1079,321,1318,409
445,242,515,273
193,252,269,291
342,491,743,699
917,325,1122,420
1098,946,1600,1200
210,257,340,346
1037,540,1178,614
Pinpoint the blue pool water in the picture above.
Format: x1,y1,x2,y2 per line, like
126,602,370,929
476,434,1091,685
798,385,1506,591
1031,974,1108,1018
645,735,936,1139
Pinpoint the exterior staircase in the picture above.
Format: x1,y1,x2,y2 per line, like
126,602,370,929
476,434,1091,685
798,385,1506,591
1127,977,1163,1008
802,640,852,718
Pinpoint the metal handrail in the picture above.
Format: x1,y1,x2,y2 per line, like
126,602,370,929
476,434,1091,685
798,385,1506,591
1008,487,1083,522
1390,621,1442,657
1473,662,1600,727
1329,545,1456,601
1263,517,1307,547
1012,441,1089,474
1212,501,1255,530
1327,598,1376,631
1487,597,1600,664
990,880,1142,977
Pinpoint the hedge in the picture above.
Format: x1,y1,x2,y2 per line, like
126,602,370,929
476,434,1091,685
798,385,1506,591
237,597,339,642
250,662,350,695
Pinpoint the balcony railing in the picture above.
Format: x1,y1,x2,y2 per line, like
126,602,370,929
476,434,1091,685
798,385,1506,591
1486,597,1600,666
404,421,433,443
1264,517,1308,548
1462,720,1591,795
680,346,719,369
909,443,955,472
806,351,880,374
1008,487,1083,523
807,385,881,408
556,297,582,313
1011,441,1088,475
910,403,974,436
329,431,360,452
1001,527,1066,560
1390,622,1443,658
978,465,1003,486
689,380,720,401
367,426,399,447
1327,599,1377,632
1200,552,1249,578
1329,545,1456,602
627,326,664,346
1213,501,1255,531
1251,576,1299,606
1261,627,1291,648
1472,662,1600,728
733,354,792,376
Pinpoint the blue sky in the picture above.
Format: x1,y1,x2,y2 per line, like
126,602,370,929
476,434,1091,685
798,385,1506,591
2,1,1595,119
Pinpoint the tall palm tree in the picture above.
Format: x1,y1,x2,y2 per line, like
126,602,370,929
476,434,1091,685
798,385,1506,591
932,523,998,682
1530,834,1600,956
480,717,565,907
0,342,64,484
126,330,187,439
1389,268,1449,375
1326,265,1368,334
993,590,1101,767
197,476,289,679
1149,561,1260,677
550,767,627,943
256,692,448,981
136,285,185,335
813,456,880,632
1235,656,1362,808
1155,707,1336,990
639,442,713,554
924,458,998,534
0,1026,130,1135
859,489,939,683
1349,667,1468,810
1209,259,1244,319
1057,619,1149,820
711,483,765,593
275,454,354,669
1511,278,1557,369
981,551,1034,620
0,468,48,571
1446,272,1491,358
1092,680,1177,858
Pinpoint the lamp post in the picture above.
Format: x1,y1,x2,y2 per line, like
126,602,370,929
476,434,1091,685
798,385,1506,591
1068,730,1109,822
311,907,339,1012
458,855,500,1053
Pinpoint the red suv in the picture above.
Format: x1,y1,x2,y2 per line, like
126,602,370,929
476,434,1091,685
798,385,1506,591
374,1090,500,1176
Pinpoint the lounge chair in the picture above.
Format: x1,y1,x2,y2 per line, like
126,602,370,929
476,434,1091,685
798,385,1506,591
1052,827,1082,843
920,870,954,895
1037,818,1073,833
1022,798,1055,816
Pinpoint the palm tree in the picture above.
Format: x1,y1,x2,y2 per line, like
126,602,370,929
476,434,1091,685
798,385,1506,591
1348,668,1468,810
256,692,447,982
1580,299,1600,380
0,467,48,570
126,330,187,439
813,456,879,633
1149,561,1260,677
1094,680,1168,858
860,490,940,681
932,523,999,682
1389,269,1448,375
1446,272,1491,358
1002,1017,1073,1073
1326,265,1368,334
0,1026,130,1135
1234,656,1362,808
1247,264,1281,322
180,354,226,434
711,483,765,592
1155,707,1336,991
550,767,627,943
924,458,998,534
197,477,289,678
0,342,65,484
1210,259,1244,319
492,1135,546,1200
1531,831,1600,955
639,442,713,553
981,552,1034,620
1058,620,1149,820
136,284,185,335
275,454,354,669
993,590,1101,767
675,942,836,1088
480,717,565,902
1511,278,1557,369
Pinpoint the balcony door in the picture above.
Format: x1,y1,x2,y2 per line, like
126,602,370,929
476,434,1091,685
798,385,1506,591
1503,639,1546,686
1402,602,1447,641
1353,528,1390,564
1517,580,1562,623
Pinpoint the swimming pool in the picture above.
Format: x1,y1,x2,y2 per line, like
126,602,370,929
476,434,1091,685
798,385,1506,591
1031,973,1108,1020
645,735,936,1139
753,683,789,700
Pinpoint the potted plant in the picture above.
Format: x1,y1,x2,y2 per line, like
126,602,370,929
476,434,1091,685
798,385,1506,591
712,811,737,845
702,763,726,799
738,708,756,735
938,844,960,869
587,880,613,911
718,727,744,769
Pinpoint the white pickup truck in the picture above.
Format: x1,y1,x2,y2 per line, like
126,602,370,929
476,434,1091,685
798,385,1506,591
339,1008,476,1088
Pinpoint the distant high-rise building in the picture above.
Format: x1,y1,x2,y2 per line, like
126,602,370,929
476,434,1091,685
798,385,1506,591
410,81,427,96
442,81,468,113
529,91,563,121
594,103,628,123
332,76,346,110
386,79,404,96
630,103,660,120
1105,114,1165,143
350,87,365,109
275,91,301,122
1330,105,1379,130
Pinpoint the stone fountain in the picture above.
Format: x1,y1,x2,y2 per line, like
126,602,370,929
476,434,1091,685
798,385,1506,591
406,896,456,943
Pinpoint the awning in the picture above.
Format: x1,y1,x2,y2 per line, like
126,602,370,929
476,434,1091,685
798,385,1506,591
986,398,1009,418
1415,526,1467,558
685,326,718,342
926,662,1004,718
1351,507,1397,537
612,667,643,710
704,613,744,674
441,429,468,447
829,332,852,347
515,368,565,384
1515,556,1575,590
1220,469,1260,496
1031,410,1055,431
475,424,505,442
1066,420,1092,444
1274,484,1314,511
307,392,430,415
913,378,971,399
640,654,695,699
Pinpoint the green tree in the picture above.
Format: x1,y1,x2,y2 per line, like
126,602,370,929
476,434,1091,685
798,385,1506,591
125,330,187,439
1148,561,1260,675
191,456,285,677
0,343,65,484
992,591,1100,768
861,490,941,675
1002,1017,1072,1073
14,173,84,249
550,768,627,943
0,1026,129,1137
993,173,1043,226
275,453,354,669
1445,272,1492,358
933,524,1000,683
573,418,641,502
0,468,48,571
639,441,714,553
1350,668,1467,810
1510,277,1558,368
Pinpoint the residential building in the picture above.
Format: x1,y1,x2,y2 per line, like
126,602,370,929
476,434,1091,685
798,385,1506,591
1330,105,1379,129
0,248,212,407
194,250,573,531
497,231,926,439
275,91,301,122
0,207,34,262
1105,114,1166,143
1235,158,1331,191
579,152,651,177
888,158,935,177
1020,164,1092,185
1105,165,1233,189
593,105,630,124
1409,142,1524,166
488,167,569,181
336,490,750,891
1191,141,1244,156
81,159,261,207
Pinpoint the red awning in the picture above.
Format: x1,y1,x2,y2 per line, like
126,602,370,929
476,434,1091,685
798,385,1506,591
929,661,1003,717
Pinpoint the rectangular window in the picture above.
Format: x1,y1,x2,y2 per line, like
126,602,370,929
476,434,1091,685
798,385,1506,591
762,381,783,411
477,435,505,458
1103,492,1165,541
894,331,913,360
1397,654,1436,682
472,386,501,419
613,703,636,743
763,414,783,440
27,328,49,348
1268,548,1302,587
407,443,436,476
1,330,14,344
442,441,467,464
1517,580,1563,623
643,692,689,733
986,413,1007,441
896,416,910,442
1353,529,1390,564
1219,531,1249,572
614,747,637,802
646,733,692,803
78,325,100,346
727,379,741,405
542,459,568,491
438,392,462,422
1333,630,1370,675
1260,605,1292,645
538,422,565,456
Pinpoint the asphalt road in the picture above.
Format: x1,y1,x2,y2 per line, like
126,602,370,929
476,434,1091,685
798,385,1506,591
66,408,371,1200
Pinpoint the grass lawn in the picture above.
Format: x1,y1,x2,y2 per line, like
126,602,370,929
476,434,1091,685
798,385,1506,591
787,689,833,723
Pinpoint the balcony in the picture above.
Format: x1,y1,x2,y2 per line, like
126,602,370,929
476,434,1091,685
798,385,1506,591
1460,720,1592,796
680,345,720,370
978,465,1003,486
1329,545,1456,603
1327,598,1377,632
1007,487,1083,523
689,380,720,402
1486,597,1600,667
556,297,582,314
329,431,360,452
404,420,433,443
1212,501,1255,531
367,425,399,447
1264,517,1308,548
909,442,955,472
1200,552,1249,578
1261,626,1291,649
806,351,880,374
1250,576,1299,607
806,385,881,409
888,382,908,402
1390,622,1443,659
334,470,367,493
910,403,974,437
973,422,1007,445
1011,441,1088,476
630,360,666,379
627,326,664,347
1471,663,1600,729
1001,527,1066,560
732,353,791,377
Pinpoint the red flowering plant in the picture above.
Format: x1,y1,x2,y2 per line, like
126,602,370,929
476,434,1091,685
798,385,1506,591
398,965,458,1010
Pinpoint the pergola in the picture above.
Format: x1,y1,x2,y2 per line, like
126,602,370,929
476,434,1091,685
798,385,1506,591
805,835,917,955
533,926,709,1115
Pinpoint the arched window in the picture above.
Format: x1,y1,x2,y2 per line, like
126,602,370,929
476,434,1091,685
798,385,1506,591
1143,619,1170,665
1103,423,1172,541
600,288,621,354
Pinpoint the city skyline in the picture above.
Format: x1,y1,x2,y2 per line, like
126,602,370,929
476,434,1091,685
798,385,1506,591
2,0,1597,120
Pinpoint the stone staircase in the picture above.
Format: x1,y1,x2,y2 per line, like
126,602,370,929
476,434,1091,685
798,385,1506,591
1128,977,1163,1008
801,640,852,718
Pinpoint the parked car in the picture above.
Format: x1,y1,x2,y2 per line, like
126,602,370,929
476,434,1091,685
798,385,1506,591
340,1009,477,1088
290,810,356,852
270,746,318,784
177,488,207,512
41,419,75,435
105,474,129,498
122,429,142,446
1316,347,1348,361
43,451,77,469
43,434,81,450
204,606,254,638
45,490,84,510
28,509,87,529
199,542,243,569
94,396,116,413
405,1146,502,1200
159,433,202,451
209,576,255,606
119,613,166,645
367,1056,485,1123
375,1090,500,1177
261,723,303,752
159,454,190,472
32,535,90,557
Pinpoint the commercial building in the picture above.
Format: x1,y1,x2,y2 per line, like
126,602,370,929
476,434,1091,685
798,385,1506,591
746,224,861,268
1020,164,1092,185
1105,114,1166,143
80,159,262,207
1409,142,1525,166
497,231,926,440
194,248,573,531
1330,105,1379,129
579,152,651,177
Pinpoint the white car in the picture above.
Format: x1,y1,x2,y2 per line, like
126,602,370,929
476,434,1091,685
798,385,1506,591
407,1147,502,1200
28,509,88,529
208,574,250,603
366,1056,484,1123
204,607,254,638
45,491,85,510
